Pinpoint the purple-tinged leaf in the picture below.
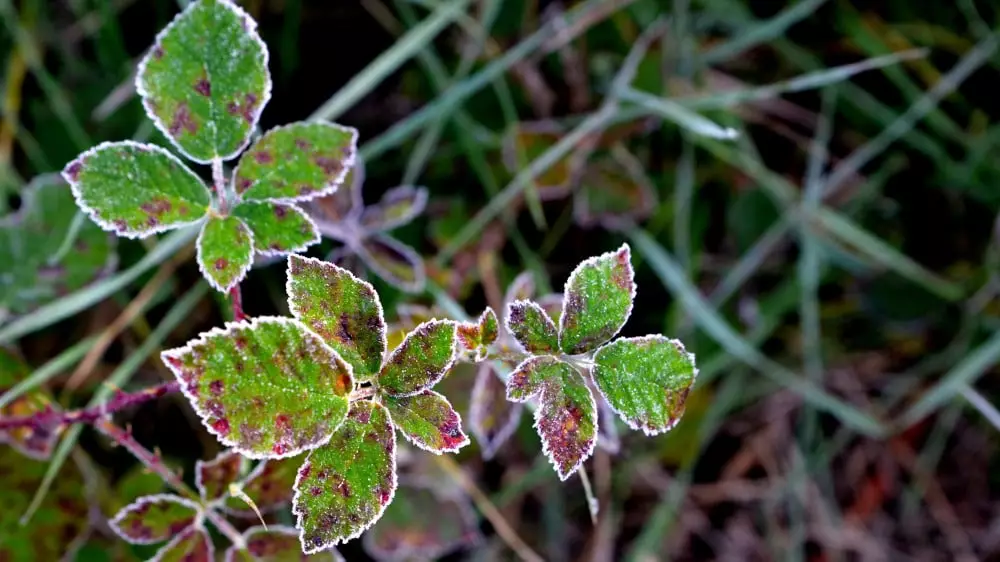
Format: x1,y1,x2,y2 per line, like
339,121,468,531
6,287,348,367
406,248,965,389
293,401,397,553
196,450,244,503
136,0,271,163
286,255,386,381
0,349,62,459
234,122,358,203
161,316,353,459
224,456,300,517
226,526,343,561
62,141,209,239
356,234,426,293
385,390,469,454
592,335,697,435
362,484,481,562
506,356,597,480
469,363,523,461
306,158,365,227
232,201,320,256
503,271,536,306
456,307,498,361
574,148,657,231
151,526,214,562
377,320,457,397
359,185,428,233
559,244,635,354
196,215,254,293
505,300,559,354
109,494,200,544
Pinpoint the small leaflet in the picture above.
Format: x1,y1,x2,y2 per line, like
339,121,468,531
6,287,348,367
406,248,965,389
109,494,200,544
196,215,254,292
559,243,635,354
456,307,499,361
377,320,458,397
151,525,214,562
506,356,597,480
384,390,469,454
225,525,344,561
195,450,244,503
286,255,387,381
592,335,698,435
358,185,429,234
233,122,358,202
505,300,559,354
232,201,320,256
293,401,397,553
62,141,210,238
223,457,301,517
161,317,353,459
468,363,523,461
362,484,481,561
356,234,427,294
136,0,272,163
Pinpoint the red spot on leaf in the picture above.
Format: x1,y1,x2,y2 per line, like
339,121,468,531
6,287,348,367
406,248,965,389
272,443,287,456
253,151,273,164
295,138,311,150
273,205,287,219
214,258,228,271
310,486,323,496
212,418,231,435
153,46,164,59
209,380,224,395
313,155,343,176
236,177,253,194
377,486,391,505
194,79,211,97
169,103,198,136
275,414,290,428
113,219,128,232
65,161,82,181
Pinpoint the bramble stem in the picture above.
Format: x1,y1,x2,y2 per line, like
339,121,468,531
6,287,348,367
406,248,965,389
211,157,226,200
0,381,179,432
349,386,376,401
230,285,245,322
94,417,196,500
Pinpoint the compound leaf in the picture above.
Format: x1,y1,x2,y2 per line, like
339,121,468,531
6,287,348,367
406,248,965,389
197,215,254,292
137,0,271,163
559,244,635,354
506,300,559,354
506,356,597,480
362,485,480,562
377,320,457,397
109,494,200,544
62,141,209,238
592,335,697,435
226,526,343,561
195,450,244,502
384,390,469,454
232,201,319,256
293,401,397,553
161,317,353,459
224,457,300,517
358,185,428,233
152,526,214,562
0,349,61,459
234,122,358,202
286,255,386,381
356,234,426,294
468,363,522,461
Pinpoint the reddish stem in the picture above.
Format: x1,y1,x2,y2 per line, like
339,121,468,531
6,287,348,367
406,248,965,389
230,285,245,322
0,381,179,432
93,417,197,501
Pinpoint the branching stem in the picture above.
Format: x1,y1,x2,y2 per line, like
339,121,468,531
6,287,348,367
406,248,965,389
0,381,179,432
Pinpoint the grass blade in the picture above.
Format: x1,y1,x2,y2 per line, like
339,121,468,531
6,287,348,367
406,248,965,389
619,88,738,139
0,336,96,409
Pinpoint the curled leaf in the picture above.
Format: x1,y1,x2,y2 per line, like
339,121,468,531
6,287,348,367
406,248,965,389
469,363,523,460
226,525,343,561
293,400,397,553
232,201,319,256
109,494,200,544
377,320,457,397
385,390,469,454
196,215,254,293
356,234,426,294
359,185,428,233
592,335,697,435
196,450,244,503
161,316,353,459
137,0,271,162
505,300,559,354
362,484,481,561
559,244,635,354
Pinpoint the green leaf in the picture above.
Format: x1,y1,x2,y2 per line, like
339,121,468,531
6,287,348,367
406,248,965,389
559,243,635,354
153,526,214,562
136,0,271,163
469,363,523,460
358,185,428,233
0,349,62,459
593,336,698,435
232,201,319,256
384,390,469,454
286,255,386,381
224,457,300,517
0,445,88,562
293,400,397,553
161,316,353,458
505,300,559,354
574,150,657,230
456,307,498,361
109,494,200,544
196,215,254,292
227,525,343,561
356,234,426,293
506,356,597,480
0,175,116,316
62,141,210,238
233,122,358,202
377,319,457,397
362,484,480,561
195,450,243,503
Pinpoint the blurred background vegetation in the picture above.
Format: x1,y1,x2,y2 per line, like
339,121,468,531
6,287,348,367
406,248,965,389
3,0,1000,560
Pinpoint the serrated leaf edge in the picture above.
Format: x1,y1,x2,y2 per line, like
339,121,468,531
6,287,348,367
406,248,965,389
504,355,557,403
504,299,559,354
235,122,359,204
360,185,429,234
160,315,354,459
108,493,202,545
469,363,523,461
292,401,399,554
379,319,458,398
149,523,215,562
354,233,427,294
62,140,210,239
224,524,345,562
387,390,470,455
194,449,243,503
557,243,636,353
247,202,321,257
532,375,597,481
196,215,255,293
592,334,699,436
135,0,272,164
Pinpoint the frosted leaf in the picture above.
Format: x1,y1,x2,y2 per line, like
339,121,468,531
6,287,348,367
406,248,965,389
224,456,301,517
559,244,635,354
196,215,254,292
232,201,320,256
384,390,469,454
456,307,498,361
195,450,244,502
109,494,200,544
505,300,559,354
151,525,214,562
377,320,457,397
225,525,344,561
